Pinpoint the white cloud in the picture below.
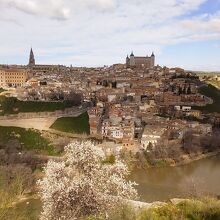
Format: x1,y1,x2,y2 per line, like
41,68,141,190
0,0,220,70
0,0,70,20
79,0,115,10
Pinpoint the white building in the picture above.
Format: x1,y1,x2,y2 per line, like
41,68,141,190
141,125,166,150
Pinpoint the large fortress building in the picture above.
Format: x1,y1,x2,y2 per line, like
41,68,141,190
126,52,155,69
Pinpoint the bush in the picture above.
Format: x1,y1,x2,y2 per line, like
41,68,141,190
0,165,36,220
0,126,56,156
38,141,137,220
106,198,220,220
102,154,116,164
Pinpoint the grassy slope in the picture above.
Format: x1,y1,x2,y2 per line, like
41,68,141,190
50,112,90,135
1,198,41,220
0,126,56,155
0,96,76,115
3,197,220,220
107,198,220,220
193,84,220,114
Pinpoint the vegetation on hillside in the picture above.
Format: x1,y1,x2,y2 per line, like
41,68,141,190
0,88,5,93
2,196,220,220
0,165,38,220
0,96,78,115
0,126,56,155
103,197,220,220
193,84,220,114
132,129,220,169
2,198,41,220
50,112,90,135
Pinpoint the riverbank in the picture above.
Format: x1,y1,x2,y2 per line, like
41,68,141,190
173,150,220,167
113,197,220,220
132,148,220,170
3,195,220,220
130,154,220,202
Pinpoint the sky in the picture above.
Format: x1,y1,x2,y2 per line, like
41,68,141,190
0,0,220,71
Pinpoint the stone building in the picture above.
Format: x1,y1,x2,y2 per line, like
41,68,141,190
0,67,30,87
126,52,155,68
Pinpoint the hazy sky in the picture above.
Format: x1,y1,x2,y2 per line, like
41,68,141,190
0,0,220,70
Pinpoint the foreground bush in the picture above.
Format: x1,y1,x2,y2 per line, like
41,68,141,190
38,141,137,220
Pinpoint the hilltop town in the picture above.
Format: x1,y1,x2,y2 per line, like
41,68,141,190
0,49,220,167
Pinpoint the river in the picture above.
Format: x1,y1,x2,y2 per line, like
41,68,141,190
130,155,220,202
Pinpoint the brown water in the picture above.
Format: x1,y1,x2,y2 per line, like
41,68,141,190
130,155,220,202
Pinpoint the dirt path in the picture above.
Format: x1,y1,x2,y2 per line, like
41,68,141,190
0,117,57,130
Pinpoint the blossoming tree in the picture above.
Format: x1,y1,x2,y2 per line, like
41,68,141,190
38,141,137,220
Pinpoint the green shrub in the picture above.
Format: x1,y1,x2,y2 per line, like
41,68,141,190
0,126,56,155
102,154,116,164
108,204,137,220
106,198,220,220
193,84,220,114
0,96,77,115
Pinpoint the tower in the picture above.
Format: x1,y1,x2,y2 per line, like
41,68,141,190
126,55,130,67
151,52,155,67
130,51,135,66
29,48,35,66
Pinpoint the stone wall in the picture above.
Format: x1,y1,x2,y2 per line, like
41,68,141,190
0,107,88,120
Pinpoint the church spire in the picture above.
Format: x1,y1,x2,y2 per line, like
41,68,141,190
29,47,35,66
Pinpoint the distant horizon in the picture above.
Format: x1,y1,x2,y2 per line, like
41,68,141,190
1,49,220,73
0,0,220,71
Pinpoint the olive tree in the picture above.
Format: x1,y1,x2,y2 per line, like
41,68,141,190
38,141,137,220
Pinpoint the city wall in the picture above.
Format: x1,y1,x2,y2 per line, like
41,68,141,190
0,107,87,120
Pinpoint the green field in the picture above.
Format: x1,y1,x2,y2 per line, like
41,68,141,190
0,96,76,115
0,126,56,155
50,112,90,135
194,84,220,114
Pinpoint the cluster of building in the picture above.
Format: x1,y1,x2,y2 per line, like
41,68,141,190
0,48,215,153
0,48,69,88
84,54,213,152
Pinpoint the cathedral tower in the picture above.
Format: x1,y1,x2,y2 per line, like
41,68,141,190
29,48,35,66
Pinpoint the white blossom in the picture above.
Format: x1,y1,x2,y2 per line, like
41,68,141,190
38,141,137,220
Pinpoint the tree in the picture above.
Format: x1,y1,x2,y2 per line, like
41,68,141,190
0,165,35,219
65,91,82,106
187,86,191,94
38,141,137,220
